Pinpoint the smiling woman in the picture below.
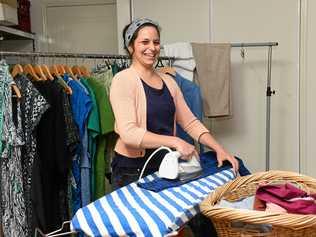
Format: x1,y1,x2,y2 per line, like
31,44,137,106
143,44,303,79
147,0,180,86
106,16,240,237
109,17,238,192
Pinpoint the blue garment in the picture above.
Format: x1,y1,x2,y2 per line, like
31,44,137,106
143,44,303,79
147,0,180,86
70,150,81,215
63,74,92,218
81,124,91,207
63,74,92,139
174,73,204,151
76,77,89,95
137,151,250,192
80,78,100,202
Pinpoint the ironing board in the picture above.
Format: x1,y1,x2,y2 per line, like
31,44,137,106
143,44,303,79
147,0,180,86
70,169,235,237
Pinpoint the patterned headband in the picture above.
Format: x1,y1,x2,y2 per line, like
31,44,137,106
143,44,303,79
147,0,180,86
124,18,160,49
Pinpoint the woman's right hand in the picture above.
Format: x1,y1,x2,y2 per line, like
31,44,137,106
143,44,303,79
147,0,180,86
173,137,199,160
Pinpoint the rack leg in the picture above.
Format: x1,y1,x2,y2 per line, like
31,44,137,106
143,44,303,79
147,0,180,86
266,46,274,171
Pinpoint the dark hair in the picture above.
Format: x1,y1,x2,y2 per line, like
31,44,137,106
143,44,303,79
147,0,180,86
122,22,161,56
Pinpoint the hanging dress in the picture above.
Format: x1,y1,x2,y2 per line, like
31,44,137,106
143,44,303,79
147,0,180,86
0,60,27,236
14,74,49,235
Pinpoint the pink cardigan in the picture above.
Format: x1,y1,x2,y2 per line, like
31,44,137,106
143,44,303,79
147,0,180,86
109,67,209,158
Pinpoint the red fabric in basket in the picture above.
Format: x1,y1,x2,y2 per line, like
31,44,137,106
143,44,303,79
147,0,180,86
254,183,316,214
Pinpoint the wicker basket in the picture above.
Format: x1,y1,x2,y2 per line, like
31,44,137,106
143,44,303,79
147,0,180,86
200,170,316,237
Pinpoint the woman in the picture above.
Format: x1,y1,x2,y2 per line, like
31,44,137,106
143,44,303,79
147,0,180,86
110,18,239,190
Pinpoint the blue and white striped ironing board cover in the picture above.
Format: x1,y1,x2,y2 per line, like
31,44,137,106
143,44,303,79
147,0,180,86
70,169,235,237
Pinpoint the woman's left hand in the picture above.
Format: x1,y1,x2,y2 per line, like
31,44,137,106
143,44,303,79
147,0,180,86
216,148,239,175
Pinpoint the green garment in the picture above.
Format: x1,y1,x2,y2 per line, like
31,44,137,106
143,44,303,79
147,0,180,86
80,78,100,138
92,69,113,100
80,78,101,199
87,76,114,134
111,63,120,76
85,76,115,199
56,75,69,89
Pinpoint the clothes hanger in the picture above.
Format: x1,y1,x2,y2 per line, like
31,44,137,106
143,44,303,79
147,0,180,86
24,64,41,81
72,65,82,77
57,64,66,75
57,76,73,95
80,65,91,77
157,66,176,76
11,84,22,99
41,65,54,80
104,58,111,69
64,64,76,79
34,65,47,81
11,83,22,99
155,58,165,68
11,64,24,78
50,65,60,77
50,65,73,95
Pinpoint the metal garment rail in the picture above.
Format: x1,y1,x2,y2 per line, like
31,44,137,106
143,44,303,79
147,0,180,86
0,51,176,61
231,42,278,47
231,42,278,171
1,41,278,170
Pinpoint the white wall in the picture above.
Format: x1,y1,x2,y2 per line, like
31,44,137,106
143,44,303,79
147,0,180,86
29,0,316,176
300,0,316,178
210,0,300,172
125,0,301,173
115,0,210,53
133,0,210,44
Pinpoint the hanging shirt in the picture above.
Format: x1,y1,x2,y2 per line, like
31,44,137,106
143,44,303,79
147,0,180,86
0,62,28,237
92,69,113,98
174,73,204,151
85,76,114,199
54,78,80,156
80,78,100,153
63,74,92,218
80,78,100,201
63,74,92,139
14,74,49,236
0,60,15,155
31,80,69,233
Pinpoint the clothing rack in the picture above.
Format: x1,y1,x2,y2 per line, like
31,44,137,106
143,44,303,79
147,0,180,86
231,42,278,47
0,51,176,59
231,42,278,171
7,42,276,237
1,42,278,170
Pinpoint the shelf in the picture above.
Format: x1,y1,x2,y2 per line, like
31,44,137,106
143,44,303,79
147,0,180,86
0,25,35,40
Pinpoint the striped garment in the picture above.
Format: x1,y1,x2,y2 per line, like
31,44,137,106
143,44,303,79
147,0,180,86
71,169,235,237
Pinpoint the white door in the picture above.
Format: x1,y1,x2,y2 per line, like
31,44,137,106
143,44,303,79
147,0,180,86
46,2,118,54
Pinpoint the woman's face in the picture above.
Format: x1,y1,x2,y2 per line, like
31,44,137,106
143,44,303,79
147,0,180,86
129,26,160,68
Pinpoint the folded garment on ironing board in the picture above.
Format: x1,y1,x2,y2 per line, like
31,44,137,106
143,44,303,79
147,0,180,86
137,151,250,192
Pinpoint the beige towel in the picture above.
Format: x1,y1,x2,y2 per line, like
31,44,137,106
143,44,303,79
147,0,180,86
191,43,232,118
